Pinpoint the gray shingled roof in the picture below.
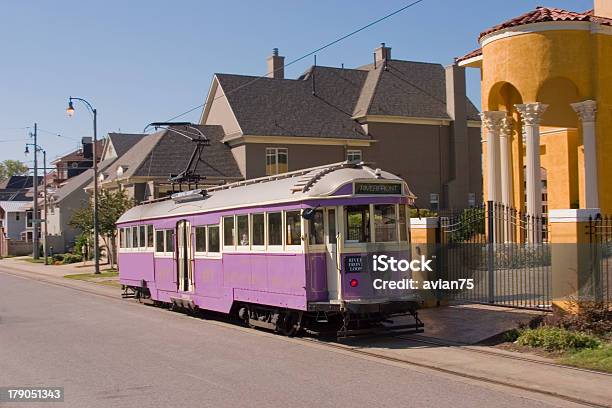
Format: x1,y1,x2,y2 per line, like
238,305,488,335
212,59,480,139
132,125,243,179
215,73,370,140
107,133,147,157
96,125,242,189
356,60,481,120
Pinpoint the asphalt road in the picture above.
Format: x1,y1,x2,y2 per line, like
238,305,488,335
0,270,585,408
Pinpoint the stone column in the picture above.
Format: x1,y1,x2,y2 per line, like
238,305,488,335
515,103,548,217
480,111,506,203
571,100,599,209
500,116,514,207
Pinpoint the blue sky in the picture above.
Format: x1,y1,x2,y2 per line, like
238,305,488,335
0,0,592,166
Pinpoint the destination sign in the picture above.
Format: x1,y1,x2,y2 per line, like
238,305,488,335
345,255,364,273
354,183,402,195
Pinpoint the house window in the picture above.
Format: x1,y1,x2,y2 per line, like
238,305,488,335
346,150,362,163
266,147,288,175
468,193,476,207
430,193,440,212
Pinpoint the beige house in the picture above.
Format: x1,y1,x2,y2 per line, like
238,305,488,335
200,44,483,211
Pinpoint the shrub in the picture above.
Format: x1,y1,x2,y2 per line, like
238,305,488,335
545,299,612,339
52,253,65,262
62,254,83,264
516,327,601,351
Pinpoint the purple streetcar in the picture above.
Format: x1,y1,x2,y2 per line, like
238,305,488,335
117,162,423,337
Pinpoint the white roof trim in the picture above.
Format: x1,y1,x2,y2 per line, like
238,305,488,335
480,21,595,47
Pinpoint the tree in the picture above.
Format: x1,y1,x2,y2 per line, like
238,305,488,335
70,189,133,268
0,160,29,181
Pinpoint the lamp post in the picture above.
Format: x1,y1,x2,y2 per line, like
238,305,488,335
25,138,48,265
67,96,100,274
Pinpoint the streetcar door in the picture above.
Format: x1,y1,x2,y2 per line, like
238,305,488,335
325,208,340,300
176,220,193,292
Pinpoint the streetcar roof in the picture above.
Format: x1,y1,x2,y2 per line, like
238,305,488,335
117,162,414,223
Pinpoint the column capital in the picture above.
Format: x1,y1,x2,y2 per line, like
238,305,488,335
500,116,514,139
480,111,506,132
571,100,597,123
515,103,548,126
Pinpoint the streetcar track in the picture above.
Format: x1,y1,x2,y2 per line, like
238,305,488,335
1,267,610,408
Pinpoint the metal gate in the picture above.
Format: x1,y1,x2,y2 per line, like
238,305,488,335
587,214,612,308
437,201,552,310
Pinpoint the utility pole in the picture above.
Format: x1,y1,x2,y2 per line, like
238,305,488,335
43,150,48,265
32,123,39,260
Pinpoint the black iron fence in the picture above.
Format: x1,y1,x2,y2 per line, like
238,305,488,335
587,214,612,308
437,202,552,310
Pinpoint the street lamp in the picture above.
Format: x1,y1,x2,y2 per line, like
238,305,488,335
66,96,100,274
25,135,47,262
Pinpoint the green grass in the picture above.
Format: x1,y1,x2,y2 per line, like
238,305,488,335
22,256,45,264
64,270,119,287
516,327,601,351
561,345,612,373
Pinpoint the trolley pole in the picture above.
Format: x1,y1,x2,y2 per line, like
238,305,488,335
32,123,39,260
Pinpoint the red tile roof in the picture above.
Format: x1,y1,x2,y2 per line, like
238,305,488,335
456,47,482,63
479,6,612,39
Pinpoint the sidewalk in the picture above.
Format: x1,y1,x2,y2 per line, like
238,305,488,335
1,257,611,407
0,257,119,297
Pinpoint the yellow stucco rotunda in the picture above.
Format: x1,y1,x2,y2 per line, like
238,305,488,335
459,2,612,216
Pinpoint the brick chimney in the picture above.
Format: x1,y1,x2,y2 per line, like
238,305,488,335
374,43,392,62
267,48,285,79
594,0,612,18
81,137,93,159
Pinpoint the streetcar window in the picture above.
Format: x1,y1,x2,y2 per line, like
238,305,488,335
223,216,235,247
139,225,146,248
126,228,132,248
237,215,249,247
132,226,139,248
345,205,370,243
398,205,408,241
285,211,301,246
328,209,337,244
147,225,154,248
208,225,220,253
252,213,265,246
195,227,206,252
165,230,174,252
155,230,164,252
119,228,124,248
374,204,397,242
268,212,282,246
308,209,324,245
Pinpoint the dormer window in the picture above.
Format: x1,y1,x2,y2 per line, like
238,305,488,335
117,165,129,177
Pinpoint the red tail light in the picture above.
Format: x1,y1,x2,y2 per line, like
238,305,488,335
350,279,359,288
